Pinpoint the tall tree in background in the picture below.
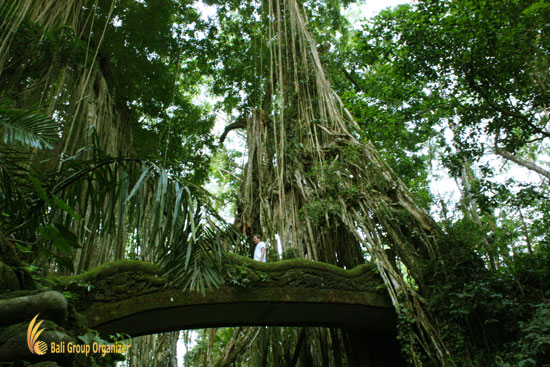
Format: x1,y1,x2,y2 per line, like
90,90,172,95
1,1,233,366
0,0,228,281
219,0,549,365
227,0,455,363
327,0,550,364
332,0,550,268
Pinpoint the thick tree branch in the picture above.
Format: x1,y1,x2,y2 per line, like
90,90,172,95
219,118,246,144
494,146,550,181
220,83,272,145
341,68,365,94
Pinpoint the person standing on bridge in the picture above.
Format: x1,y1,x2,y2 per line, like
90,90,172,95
253,234,267,262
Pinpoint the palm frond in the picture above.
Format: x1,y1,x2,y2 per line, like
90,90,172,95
9,148,242,288
0,146,43,236
2,140,243,290
0,107,58,149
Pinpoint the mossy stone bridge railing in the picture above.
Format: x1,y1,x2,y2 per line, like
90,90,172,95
53,256,395,339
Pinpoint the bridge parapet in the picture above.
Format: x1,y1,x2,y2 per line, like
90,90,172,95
52,256,394,338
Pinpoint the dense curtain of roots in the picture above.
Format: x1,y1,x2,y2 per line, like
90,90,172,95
238,0,456,364
1,2,178,364
0,0,130,160
0,0,136,273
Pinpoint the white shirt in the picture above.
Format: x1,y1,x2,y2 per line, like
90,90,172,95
253,241,267,262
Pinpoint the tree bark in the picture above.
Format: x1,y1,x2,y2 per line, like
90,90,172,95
214,327,259,367
495,146,550,181
288,328,306,367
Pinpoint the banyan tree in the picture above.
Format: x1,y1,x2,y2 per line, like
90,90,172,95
233,0,483,365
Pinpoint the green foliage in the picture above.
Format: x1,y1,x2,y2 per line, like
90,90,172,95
208,147,244,217
201,0,270,114
183,328,238,366
38,224,80,263
326,10,436,206
0,18,90,86
323,4,550,362
509,244,550,301
88,0,202,116
76,281,95,292
78,329,107,345
226,263,252,286
0,164,83,272
0,107,58,149
2,0,549,365
500,304,550,367
282,247,300,260
298,159,365,225
132,96,216,184
108,332,132,344
1,142,242,290
396,214,550,365
76,329,127,364
1,0,218,184
354,0,549,165
89,0,219,184
330,0,550,223
225,261,269,286
62,290,79,303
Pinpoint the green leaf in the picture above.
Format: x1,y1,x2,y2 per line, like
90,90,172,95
29,176,50,205
0,107,57,149
127,165,152,201
53,223,81,248
52,194,82,220
56,255,74,272
38,224,57,240
39,224,72,254
13,242,32,253
53,236,73,254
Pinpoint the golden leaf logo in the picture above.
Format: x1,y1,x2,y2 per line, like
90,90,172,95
27,314,47,355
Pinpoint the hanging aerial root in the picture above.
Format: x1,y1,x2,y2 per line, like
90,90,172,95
235,0,457,364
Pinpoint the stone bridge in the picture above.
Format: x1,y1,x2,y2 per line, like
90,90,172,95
54,256,396,339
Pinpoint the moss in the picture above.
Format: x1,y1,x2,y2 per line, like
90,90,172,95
14,266,36,290
227,253,377,279
50,256,377,291
47,256,387,325
0,288,44,300
67,304,89,335
66,256,391,334
49,260,160,286
0,262,20,293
